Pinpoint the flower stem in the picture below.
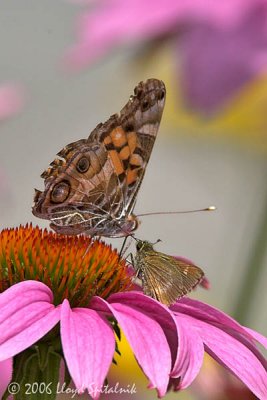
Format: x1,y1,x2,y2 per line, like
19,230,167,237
233,188,267,324
3,345,61,400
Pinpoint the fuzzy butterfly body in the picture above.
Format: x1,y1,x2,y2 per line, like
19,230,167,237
134,240,204,306
32,79,166,237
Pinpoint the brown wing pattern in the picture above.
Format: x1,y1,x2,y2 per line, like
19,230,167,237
32,79,166,237
94,78,166,217
137,249,204,306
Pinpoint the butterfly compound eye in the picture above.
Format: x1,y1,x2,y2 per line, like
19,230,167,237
136,241,143,251
51,181,70,203
76,156,90,173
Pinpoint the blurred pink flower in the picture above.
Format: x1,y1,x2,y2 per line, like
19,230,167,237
0,282,266,398
192,357,259,400
0,84,23,120
65,0,267,112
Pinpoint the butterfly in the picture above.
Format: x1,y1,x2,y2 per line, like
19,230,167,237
32,79,166,237
134,240,204,306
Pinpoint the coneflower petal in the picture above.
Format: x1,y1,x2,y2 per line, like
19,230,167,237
171,297,252,337
108,291,179,362
171,313,204,389
90,295,172,398
0,358,12,398
244,327,267,348
0,281,60,360
60,299,115,400
186,317,267,399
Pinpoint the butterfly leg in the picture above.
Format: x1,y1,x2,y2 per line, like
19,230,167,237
123,252,142,289
82,235,101,260
119,235,133,259
129,253,142,279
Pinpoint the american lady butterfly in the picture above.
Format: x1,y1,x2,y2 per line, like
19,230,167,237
32,79,166,237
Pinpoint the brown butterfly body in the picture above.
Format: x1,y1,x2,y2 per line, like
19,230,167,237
32,79,166,237
134,240,204,306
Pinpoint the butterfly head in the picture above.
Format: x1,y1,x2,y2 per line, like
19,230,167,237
136,240,154,253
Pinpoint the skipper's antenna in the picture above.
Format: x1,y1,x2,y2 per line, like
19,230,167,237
136,206,216,218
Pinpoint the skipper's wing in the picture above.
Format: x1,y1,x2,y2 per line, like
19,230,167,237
141,251,204,306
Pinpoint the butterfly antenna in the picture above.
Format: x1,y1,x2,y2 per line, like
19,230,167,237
153,238,162,246
136,206,216,217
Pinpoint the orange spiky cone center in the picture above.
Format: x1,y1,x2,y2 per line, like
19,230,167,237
0,225,133,306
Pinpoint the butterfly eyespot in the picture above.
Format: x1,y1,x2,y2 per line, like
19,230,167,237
51,181,70,203
76,156,90,173
141,99,150,111
157,90,165,101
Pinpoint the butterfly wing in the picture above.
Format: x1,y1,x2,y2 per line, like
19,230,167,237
91,78,166,225
138,250,204,306
32,79,165,237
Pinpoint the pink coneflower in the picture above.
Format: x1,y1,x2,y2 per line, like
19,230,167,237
65,0,267,112
0,225,266,399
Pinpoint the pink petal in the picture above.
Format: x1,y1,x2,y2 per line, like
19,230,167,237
60,300,115,399
171,297,252,339
245,327,267,349
0,281,60,360
0,84,24,120
171,313,204,389
104,292,205,389
188,316,267,399
90,295,171,397
108,292,179,363
0,358,12,398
